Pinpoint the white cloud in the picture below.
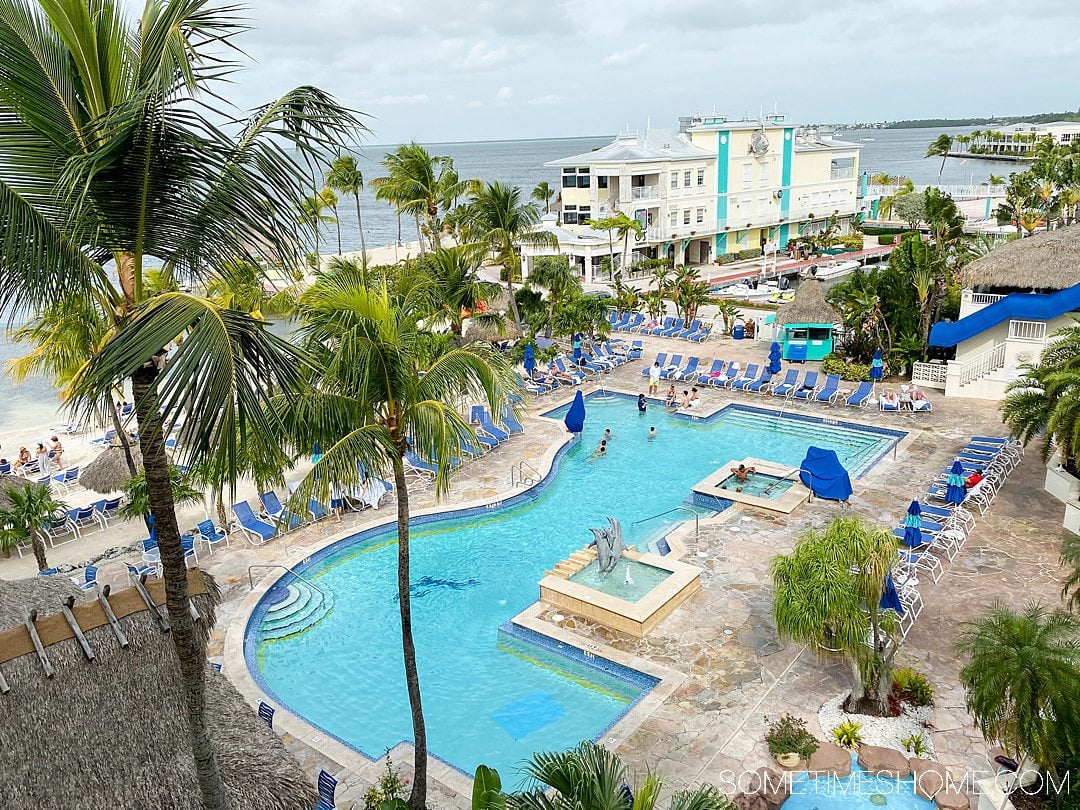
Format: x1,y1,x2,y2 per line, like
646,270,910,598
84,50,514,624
368,93,430,105
530,94,562,106
462,41,513,70
466,100,484,109
495,86,513,101
602,43,646,66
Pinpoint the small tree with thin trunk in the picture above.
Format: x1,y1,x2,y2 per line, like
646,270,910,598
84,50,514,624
926,133,953,181
531,180,554,213
0,483,67,571
327,154,368,264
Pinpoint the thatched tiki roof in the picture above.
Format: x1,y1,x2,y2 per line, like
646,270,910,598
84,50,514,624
775,280,840,326
0,572,317,809
79,445,143,494
963,224,1080,291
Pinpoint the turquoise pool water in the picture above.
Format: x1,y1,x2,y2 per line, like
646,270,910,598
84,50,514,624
717,471,794,498
249,396,902,779
568,559,672,602
785,757,936,810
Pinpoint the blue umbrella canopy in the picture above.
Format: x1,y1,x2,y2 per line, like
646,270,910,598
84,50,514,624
902,500,923,547
879,573,905,615
564,390,586,434
573,332,582,363
768,342,782,374
523,342,535,375
870,348,884,381
946,459,966,504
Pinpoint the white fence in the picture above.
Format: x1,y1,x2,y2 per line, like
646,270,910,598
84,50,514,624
864,183,1007,200
1008,319,1048,342
911,362,949,390
968,292,1007,306
958,343,1007,387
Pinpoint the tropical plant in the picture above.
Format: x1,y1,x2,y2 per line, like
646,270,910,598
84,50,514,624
372,142,467,251
893,193,927,229
528,255,581,336
589,215,622,278
327,154,368,262
472,765,506,810
831,720,864,749
888,232,944,357
890,333,925,376
298,192,337,265
321,187,342,255
6,294,108,395
205,259,300,320
531,180,555,214
0,1,361,804
1062,535,1080,613
466,181,558,326
271,274,518,810
902,733,929,757
424,244,504,339
120,467,204,521
0,483,67,571
1001,321,1080,470
925,134,953,180
1019,209,1042,235
362,753,407,810
956,602,1080,771
892,667,934,706
549,292,612,340
764,715,819,758
988,174,1007,185
714,300,741,336
510,741,734,810
771,515,899,714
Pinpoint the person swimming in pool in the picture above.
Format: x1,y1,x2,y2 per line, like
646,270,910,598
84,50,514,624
648,426,657,440
730,463,756,481
603,428,615,442
594,439,607,458
638,393,647,413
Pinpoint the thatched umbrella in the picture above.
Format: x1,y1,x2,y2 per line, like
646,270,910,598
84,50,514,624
79,445,143,494
464,317,522,343
775,279,840,326
962,224,1080,291
0,572,317,809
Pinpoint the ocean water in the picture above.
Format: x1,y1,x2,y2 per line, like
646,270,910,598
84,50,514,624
250,395,903,777
0,126,1005,431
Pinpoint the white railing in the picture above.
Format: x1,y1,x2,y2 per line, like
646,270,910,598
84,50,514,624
630,185,660,200
958,342,1007,387
864,184,1007,199
912,362,949,389
968,292,1007,306
1008,319,1048,342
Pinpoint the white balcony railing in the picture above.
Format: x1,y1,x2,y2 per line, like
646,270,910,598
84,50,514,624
630,185,660,200
1008,319,1048,342
969,292,1007,306
911,362,948,390
958,343,1007,387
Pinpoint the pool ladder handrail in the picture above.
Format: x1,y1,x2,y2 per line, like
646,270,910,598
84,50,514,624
631,506,699,539
247,564,325,596
763,468,814,501
510,459,541,488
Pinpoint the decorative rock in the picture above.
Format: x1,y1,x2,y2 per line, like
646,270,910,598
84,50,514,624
933,787,969,810
858,744,911,778
732,792,768,810
807,741,851,778
909,758,951,800
748,767,790,810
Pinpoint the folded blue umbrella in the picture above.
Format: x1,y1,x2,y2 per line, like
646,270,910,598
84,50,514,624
870,348,884,381
879,573,905,615
945,460,966,504
564,390,586,434
902,501,923,547
523,342,535,375
768,341,782,374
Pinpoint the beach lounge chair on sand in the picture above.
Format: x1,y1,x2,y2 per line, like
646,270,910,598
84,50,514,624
232,501,277,545
675,319,701,340
642,353,668,376
727,364,759,389
844,381,874,407
812,374,842,404
767,369,799,397
789,371,820,401
660,317,685,337
642,317,673,336
70,565,99,592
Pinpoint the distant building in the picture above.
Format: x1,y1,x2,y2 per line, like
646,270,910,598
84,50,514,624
964,121,1080,156
524,112,862,284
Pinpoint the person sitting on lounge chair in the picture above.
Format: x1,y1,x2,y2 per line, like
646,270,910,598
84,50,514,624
899,385,914,410
911,385,932,411
664,385,677,408
13,446,31,471
730,464,756,481
881,389,899,410
965,469,984,489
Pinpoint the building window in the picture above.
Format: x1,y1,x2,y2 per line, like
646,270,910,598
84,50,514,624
757,197,766,219
670,172,678,189
759,163,768,186
696,207,705,223
562,168,575,189
742,163,752,189
578,206,592,224
669,211,678,228
563,205,577,225
597,175,608,189
683,170,691,188
683,209,691,225
696,168,705,186
812,192,820,207
577,175,589,188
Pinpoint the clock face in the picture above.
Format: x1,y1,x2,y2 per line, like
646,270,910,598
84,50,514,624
749,129,769,157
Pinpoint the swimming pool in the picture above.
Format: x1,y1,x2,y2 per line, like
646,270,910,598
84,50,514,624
247,395,904,778
785,756,936,810
568,558,672,602
716,471,794,499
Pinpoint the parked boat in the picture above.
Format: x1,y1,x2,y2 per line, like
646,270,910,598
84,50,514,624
801,259,860,281
714,280,781,301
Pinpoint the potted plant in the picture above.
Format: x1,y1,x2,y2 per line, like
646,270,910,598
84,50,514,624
765,714,818,767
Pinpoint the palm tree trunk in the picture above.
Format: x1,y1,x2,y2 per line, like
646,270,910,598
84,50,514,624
355,193,368,269
392,455,428,810
415,215,425,254
31,531,49,572
334,208,342,255
131,362,228,810
505,254,522,327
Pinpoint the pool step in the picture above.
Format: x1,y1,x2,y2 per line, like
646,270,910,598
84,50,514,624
261,581,334,640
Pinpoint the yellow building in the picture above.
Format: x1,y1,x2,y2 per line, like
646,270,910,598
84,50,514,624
529,113,861,284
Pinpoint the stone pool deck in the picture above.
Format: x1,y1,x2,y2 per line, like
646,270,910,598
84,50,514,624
2,331,1069,808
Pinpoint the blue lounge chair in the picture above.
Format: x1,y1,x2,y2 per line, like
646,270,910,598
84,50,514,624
196,519,229,553
789,371,821,401
674,357,700,381
45,515,79,546
258,701,275,728
315,770,339,810
71,565,98,591
845,381,874,407
576,354,606,374
628,340,643,359
466,432,498,453
52,467,79,492
181,534,198,565
500,404,524,435
659,317,685,337
307,498,332,522
698,359,725,384
768,369,799,397
642,317,673,336
593,344,622,366
554,358,586,383
69,505,98,532
620,313,644,332
659,354,684,379
687,323,711,342
610,313,631,331
729,364,761,390
880,397,901,412
38,567,59,576
89,429,117,449
126,562,158,582
745,370,774,393
675,319,701,340
471,406,511,441
258,491,305,530
0,461,10,475
813,374,842,404
709,362,741,387
642,353,667,376
233,501,277,545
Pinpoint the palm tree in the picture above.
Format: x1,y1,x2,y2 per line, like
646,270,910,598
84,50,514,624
589,215,622,278
531,180,555,213
511,741,733,810
1001,321,1080,470
528,255,581,336
205,258,300,320
0,2,360,805
0,482,67,571
988,174,1007,186
425,244,504,339
956,602,1080,771
327,154,368,264
467,181,558,326
926,134,953,181
120,467,204,522
372,142,468,251
771,515,898,714
1060,535,1080,612
298,193,336,265
321,187,342,255
273,275,518,810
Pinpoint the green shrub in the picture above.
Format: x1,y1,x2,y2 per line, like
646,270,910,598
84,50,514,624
877,234,897,245
362,753,406,810
737,247,763,260
715,253,737,265
764,714,819,758
892,667,934,707
821,353,872,382
839,234,864,250
902,733,929,757
831,720,863,749
861,225,903,236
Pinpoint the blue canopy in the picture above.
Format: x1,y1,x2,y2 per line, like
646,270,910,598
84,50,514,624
929,285,1080,347
870,348,884,381
523,342,535,375
564,390,586,434
768,342,782,374
799,447,853,502
880,573,905,615
946,460,966,504
311,442,324,465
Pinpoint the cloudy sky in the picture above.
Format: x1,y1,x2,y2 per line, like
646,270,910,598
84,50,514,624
225,0,1076,145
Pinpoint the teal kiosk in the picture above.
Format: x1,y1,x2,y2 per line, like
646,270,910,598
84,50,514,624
774,280,839,362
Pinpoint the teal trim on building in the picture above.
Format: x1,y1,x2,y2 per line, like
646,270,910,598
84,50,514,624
715,232,728,255
716,132,729,228
780,128,794,218
778,223,790,248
